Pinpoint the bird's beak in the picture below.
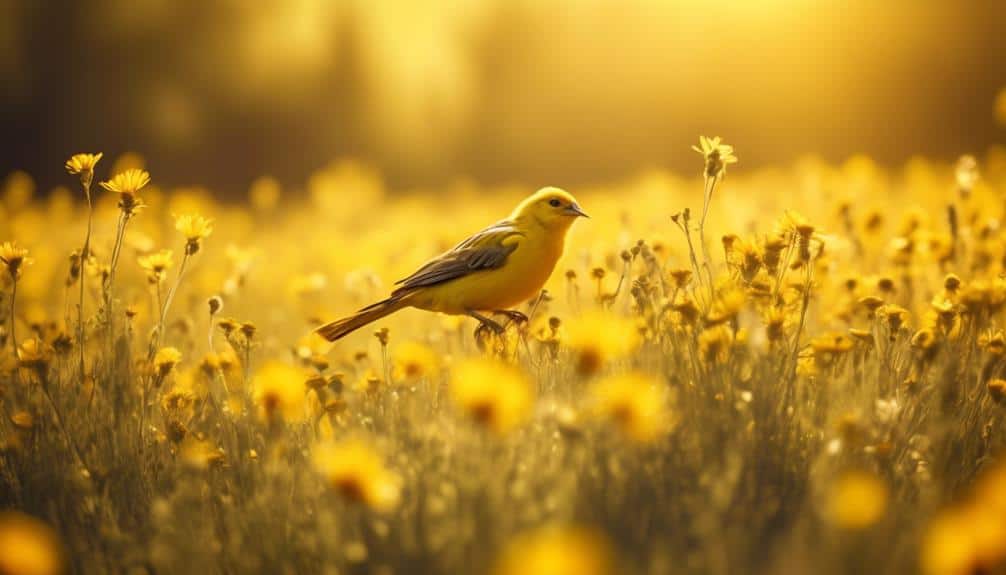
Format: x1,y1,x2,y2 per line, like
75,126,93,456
565,203,589,218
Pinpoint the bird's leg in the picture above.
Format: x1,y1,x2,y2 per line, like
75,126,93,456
492,309,529,328
468,309,506,343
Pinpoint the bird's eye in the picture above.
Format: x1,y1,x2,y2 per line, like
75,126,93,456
548,198,561,207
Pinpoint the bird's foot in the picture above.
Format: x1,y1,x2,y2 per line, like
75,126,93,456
473,318,507,351
492,309,529,327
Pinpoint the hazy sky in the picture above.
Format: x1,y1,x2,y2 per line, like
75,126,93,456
2,0,1005,195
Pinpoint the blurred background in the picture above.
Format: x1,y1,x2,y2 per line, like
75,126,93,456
1,0,1005,196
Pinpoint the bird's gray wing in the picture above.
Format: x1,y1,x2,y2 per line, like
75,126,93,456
391,220,523,295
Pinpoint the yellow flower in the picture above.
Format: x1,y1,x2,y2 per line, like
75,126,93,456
763,306,789,343
810,332,855,355
692,135,739,179
920,460,1006,575
491,525,615,575
0,241,32,278
137,249,174,283
100,168,149,214
392,340,440,380
0,511,64,575
161,371,200,419
251,360,308,423
249,176,281,211
311,439,401,511
826,471,888,529
988,378,1006,404
153,346,182,378
564,311,641,376
174,213,213,255
589,372,670,442
449,358,533,435
878,304,910,335
10,410,34,430
178,436,225,470
922,506,1006,575
100,168,150,195
698,325,734,365
17,339,52,373
954,155,979,192
64,152,102,185
667,268,693,289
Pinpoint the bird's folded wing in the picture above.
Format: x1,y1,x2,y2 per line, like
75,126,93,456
392,220,523,294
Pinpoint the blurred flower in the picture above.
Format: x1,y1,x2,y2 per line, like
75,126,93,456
174,213,213,255
178,436,225,471
826,470,887,529
996,87,1006,127
0,241,32,279
0,512,64,575
988,378,1006,404
564,311,641,376
954,155,979,193
589,372,670,442
4,171,35,210
449,358,533,435
312,439,401,512
922,506,1006,575
668,268,693,289
692,135,738,179
153,346,182,379
10,410,34,431
17,338,52,375
491,525,615,575
249,176,281,212
161,372,199,422
109,152,145,176
251,360,308,424
921,460,1006,574
392,340,439,380
207,295,223,316
699,325,734,365
137,249,174,283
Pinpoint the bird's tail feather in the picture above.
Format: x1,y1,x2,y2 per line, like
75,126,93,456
314,296,409,342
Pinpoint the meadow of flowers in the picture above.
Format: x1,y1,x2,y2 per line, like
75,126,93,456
1,139,1006,574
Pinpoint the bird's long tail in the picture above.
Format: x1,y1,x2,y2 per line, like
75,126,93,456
314,296,409,342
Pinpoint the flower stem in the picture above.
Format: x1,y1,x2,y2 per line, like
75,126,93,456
78,180,93,385
104,211,130,333
698,174,718,302
156,251,190,351
9,278,17,359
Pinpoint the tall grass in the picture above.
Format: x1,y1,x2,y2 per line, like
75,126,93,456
1,149,1005,574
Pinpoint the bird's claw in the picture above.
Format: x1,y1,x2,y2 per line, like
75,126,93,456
473,318,507,351
473,318,505,339
492,310,529,327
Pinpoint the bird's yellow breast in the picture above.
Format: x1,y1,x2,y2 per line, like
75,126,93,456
409,228,565,314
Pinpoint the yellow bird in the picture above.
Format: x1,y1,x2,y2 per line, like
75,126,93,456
316,187,588,341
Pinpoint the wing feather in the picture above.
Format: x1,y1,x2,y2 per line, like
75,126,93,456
392,220,522,295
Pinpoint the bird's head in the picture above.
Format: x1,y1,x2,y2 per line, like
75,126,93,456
512,187,589,230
